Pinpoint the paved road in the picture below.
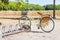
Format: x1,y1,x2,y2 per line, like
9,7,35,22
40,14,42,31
0,19,60,40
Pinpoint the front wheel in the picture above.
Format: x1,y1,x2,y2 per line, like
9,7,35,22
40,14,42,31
40,17,55,33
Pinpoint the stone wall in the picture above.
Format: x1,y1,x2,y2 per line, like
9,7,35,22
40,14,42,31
0,10,60,18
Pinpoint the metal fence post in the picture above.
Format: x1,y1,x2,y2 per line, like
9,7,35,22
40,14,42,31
53,0,56,19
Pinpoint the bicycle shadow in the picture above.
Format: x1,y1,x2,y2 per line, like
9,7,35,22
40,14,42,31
30,31,44,33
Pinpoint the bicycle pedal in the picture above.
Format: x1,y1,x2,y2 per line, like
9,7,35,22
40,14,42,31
38,27,40,29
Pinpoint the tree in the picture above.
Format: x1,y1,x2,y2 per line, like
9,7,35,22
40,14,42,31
55,5,60,10
25,0,29,3
1,0,9,4
44,5,54,10
0,2,4,10
16,0,24,10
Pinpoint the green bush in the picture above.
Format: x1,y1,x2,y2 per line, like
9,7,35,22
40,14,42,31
0,2,4,10
44,4,60,10
0,2,45,11
8,2,16,10
44,5,53,10
0,1,60,10
56,5,60,10
30,4,45,10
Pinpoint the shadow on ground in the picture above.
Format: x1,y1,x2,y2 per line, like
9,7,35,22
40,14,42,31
30,31,44,33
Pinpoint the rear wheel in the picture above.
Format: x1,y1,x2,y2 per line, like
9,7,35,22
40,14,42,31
40,17,55,33
19,16,31,32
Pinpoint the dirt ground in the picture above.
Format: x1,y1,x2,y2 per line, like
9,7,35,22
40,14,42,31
0,11,60,40
0,19,60,40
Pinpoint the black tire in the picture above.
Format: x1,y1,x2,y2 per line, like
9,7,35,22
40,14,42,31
40,17,55,33
22,25,31,32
